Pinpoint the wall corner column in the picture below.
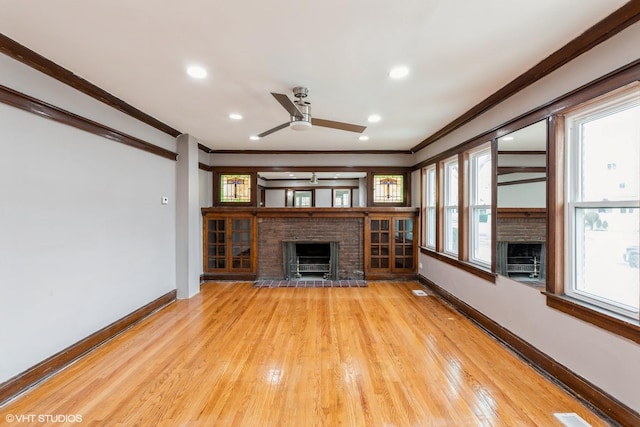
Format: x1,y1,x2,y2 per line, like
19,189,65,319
176,133,201,299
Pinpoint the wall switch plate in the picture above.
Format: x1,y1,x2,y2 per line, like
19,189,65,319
161,196,169,205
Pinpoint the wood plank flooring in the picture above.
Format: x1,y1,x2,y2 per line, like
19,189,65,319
0,281,609,426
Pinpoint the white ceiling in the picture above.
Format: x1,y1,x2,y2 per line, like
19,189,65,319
0,0,629,152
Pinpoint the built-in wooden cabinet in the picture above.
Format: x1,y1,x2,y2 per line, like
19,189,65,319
203,213,256,280
365,213,417,280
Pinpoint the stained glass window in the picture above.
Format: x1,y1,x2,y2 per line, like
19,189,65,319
373,174,404,204
220,174,251,203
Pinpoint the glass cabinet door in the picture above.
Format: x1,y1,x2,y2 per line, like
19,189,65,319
367,215,416,274
394,218,414,270
231,219,252,270
207,219,226,270
204,216,255,273
370,219,390,269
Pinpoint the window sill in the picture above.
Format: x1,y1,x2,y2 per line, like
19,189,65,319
543,292,640,345
420,247,496,283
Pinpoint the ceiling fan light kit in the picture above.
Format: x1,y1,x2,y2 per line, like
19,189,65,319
290,120,312,131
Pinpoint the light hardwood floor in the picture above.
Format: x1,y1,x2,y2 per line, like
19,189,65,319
0,281,609,426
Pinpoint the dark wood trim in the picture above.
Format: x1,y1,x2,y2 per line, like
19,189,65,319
497,150,546,156
0,33,181,138
420,247,496,283
202,206,419,219
199,162,213,172
491,138,498,273
201,149,413,155
546,114,563,294
418,276,640,427
214,166,408,174
435,160,444,253
457,152,468,262
0,290,177,406
544,293,640,346
412,59,640,173
497,177,546,187
198,143,214,153
497,166,546,175
411,2,640,153
497,208,546,219
0,84,177,161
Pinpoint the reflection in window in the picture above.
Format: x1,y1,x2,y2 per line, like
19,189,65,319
565,84,639,319
373,175,404,203
220,174,251,203
333,189,351,207
294,190,313,207
425,166,436,249
470,146,492,265
444,158,459,255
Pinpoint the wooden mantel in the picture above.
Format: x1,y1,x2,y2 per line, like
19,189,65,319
201,206,420,218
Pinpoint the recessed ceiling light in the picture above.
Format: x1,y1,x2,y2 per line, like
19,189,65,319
229,113,243,120
186,65,207,79
502,136,515,141
249,135,260,141
389,66,409,79
359,135,370,141
367,114,381,123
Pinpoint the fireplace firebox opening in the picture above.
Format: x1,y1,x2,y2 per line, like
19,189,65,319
505,242,544,280
282,241,339,280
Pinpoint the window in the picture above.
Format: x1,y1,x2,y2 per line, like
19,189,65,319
333,189,352,207
443,158,459,255
469,146,492,265
286,189,314,207
424,165,436,249
220,174,252,203
373,174,405,204
564,84,639,320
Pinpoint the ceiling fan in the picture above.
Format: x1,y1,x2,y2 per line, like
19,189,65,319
257,87,367,138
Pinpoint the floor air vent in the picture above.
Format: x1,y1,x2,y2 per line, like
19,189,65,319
412,289,428,296
553,413,591,427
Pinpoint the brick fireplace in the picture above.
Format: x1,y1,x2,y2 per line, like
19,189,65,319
496,208,546,280
257,217,364,280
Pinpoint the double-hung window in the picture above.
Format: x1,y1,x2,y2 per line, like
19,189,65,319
469,145,492,266
564,83,640,320
424,165,437,249
443,157,459,255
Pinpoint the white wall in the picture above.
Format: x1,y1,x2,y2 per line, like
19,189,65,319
497,182,546,208
315,189,332,207
199,169,212,208
265,189,285,207
416,22,640,411
0,55,177,383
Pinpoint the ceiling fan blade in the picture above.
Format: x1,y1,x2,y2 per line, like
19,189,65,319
312,118,366,133
257,122,290,138
271,92,304,119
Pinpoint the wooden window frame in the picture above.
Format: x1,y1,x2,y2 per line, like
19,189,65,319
547,82,640,344
213,172,257,207
368,172,410,207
